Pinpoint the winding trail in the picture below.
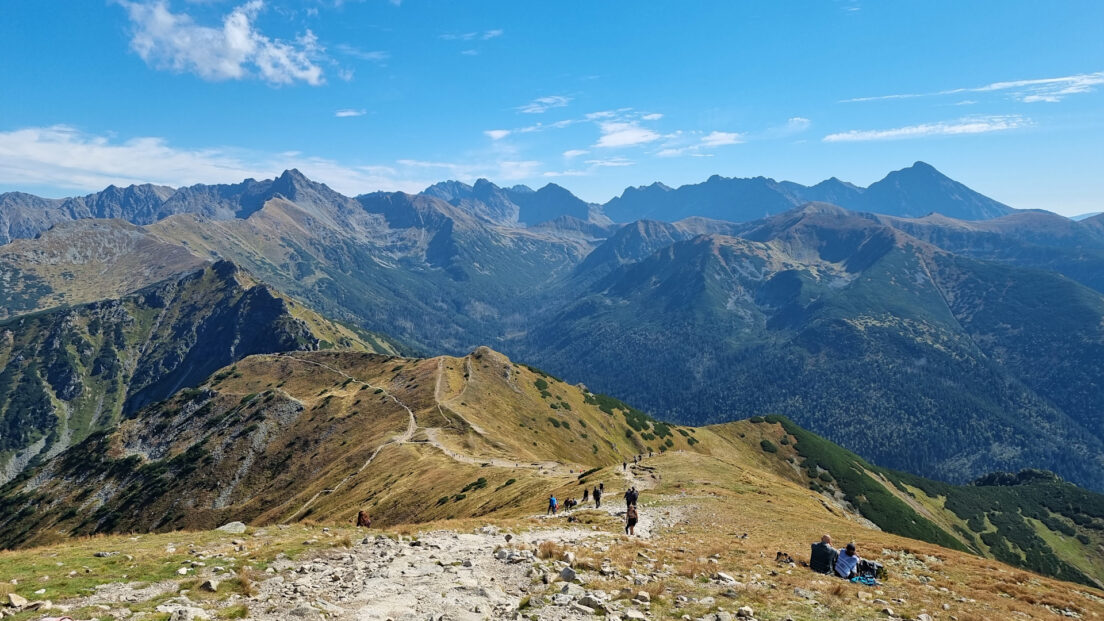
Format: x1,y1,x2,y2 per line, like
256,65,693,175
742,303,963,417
278,355,417,523
277,354,576,522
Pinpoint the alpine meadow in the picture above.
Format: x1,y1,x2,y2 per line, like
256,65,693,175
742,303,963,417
1,2,1103,620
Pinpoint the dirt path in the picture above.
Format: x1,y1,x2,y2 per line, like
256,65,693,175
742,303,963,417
279,355,418,523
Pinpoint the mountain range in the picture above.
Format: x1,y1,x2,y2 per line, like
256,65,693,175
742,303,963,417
0,162,1016,247
3,163,1104,497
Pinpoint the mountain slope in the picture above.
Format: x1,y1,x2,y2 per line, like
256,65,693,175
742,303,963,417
0,219,208,319
0,261,403,484
524,206,1104,492
146,193,593,353
879,209,1104,293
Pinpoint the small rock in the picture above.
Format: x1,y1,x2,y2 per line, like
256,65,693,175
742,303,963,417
917,615,934,621
881,608,894,617
199,579,219,593
793,587,817,599
636,591,651,603
7,594,28,608
715,572,737,583
737,606,754,618
168,606,211,621
177,567,190,575
571,602,596,615
562,551,576,566
560,566,577,582
215,522,247,534
624,610,647,620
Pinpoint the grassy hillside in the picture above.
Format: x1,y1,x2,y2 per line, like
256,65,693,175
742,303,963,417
0,219,207,319
0,262,404,484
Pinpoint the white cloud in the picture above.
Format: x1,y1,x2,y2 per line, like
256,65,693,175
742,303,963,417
440,29,504,41
700,131,744,147
655,129,745,157
484,129,511,140
335,108,366,117
823,115,1030,142
843,71,1104,104
594,121,661,148
562,149,588,158
584,158,634,167
117,0,325,86
785,117,811,132
517,95,572,114
0,125,431,195
641,113,663,121
334,44,389,63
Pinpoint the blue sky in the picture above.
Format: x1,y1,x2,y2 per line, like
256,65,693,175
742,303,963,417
1,1,1102,215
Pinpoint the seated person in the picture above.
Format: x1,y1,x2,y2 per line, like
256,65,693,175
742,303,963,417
835,542,860,578
809,534,837,574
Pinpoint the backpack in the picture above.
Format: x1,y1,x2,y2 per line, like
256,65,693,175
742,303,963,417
858,559,887,581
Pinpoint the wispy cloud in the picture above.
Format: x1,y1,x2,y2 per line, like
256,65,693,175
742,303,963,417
116,0,325,86
843,72,1104,104
335,108,366,118
440,29,503,41
517,95,572,114
334,44,389,63
823,115,1030,142
562,149,588,158
543,157,635,178
397,157,539,181
594,121,661,148
655,129,745,157
484,129,510,140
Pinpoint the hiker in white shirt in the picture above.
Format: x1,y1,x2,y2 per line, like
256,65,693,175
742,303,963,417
835,542,860,578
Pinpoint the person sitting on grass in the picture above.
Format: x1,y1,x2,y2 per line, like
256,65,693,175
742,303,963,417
809,534,837,574
835,542,860,579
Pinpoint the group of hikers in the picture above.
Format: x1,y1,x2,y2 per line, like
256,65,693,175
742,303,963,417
546,482,643,536
548,482,604,515
622,452,651,471
809,534,881,582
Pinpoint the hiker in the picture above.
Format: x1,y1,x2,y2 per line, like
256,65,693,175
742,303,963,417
835,542,861,579
547,495,558,515
582,488,589,502
599,482,604,493
356,510,371,528
623,461,627,471
623,486,638,507
809,534,837,574
593,486,602,509
625,503,638,535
